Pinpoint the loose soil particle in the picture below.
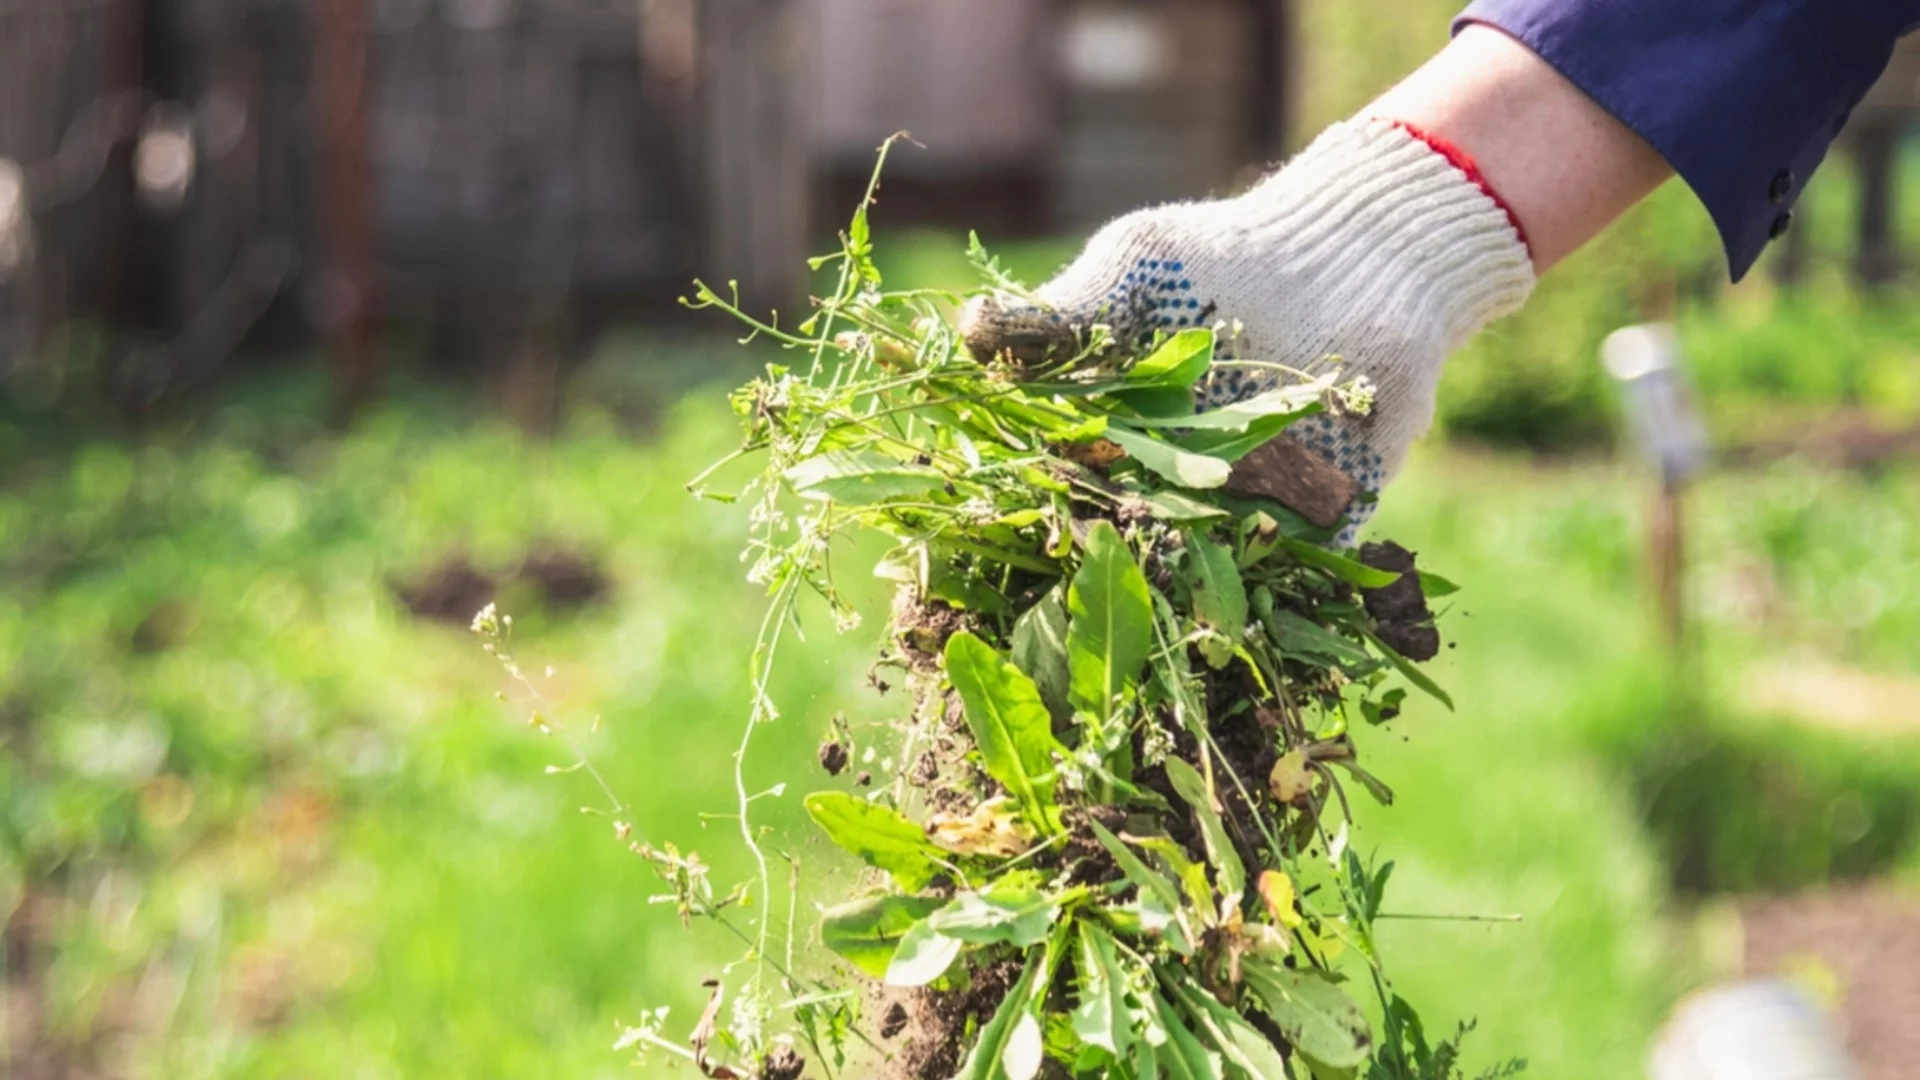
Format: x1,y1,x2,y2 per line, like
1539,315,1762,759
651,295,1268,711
817,740,849,776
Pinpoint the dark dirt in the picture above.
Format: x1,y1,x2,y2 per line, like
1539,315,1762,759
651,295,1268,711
516,545,610,608
129,597,198,653
391,545,611,624
392,556,497,623
1061,805,1130,887
879,1001,910,1040
5,889,119,1080
870,957,1022,1080
1358,541,1439,662
891,590,975,667
760,1044,806,1080
817,740,849,777
1741,885,1920,1080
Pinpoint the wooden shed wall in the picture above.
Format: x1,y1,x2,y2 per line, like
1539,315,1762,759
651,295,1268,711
808,0,1288,235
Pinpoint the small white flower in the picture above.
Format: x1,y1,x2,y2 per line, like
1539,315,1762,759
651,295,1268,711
1337,375,1377,417
469,603,499,636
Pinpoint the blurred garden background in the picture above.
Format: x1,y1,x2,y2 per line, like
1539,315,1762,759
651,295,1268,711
6,1,1920,1077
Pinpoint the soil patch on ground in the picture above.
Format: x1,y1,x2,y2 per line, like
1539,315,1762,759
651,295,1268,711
1742,884,1920,1080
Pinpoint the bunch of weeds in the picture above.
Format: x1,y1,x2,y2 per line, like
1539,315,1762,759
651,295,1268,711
489,141,1525,1080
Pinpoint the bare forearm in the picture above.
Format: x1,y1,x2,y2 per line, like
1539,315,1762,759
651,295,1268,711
1367,24,1673,272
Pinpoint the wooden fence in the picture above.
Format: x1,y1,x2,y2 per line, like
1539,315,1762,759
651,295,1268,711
0,0,810,412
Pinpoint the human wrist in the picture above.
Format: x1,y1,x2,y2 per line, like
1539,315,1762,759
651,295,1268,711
1369,23,1672,272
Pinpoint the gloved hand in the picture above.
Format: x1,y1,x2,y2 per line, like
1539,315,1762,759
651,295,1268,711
961,117,1536,538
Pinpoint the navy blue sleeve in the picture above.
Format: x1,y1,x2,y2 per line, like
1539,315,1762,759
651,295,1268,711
1456,1,1920,280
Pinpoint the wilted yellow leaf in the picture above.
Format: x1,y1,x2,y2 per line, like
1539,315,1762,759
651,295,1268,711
1269,749,1314,805
926,796,1035,857
1258,870,1303,928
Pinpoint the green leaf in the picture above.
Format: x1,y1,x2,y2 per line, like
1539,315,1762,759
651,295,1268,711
1274,535,1400,588
1361,627,1455,711
955,950,1046,1080
785,450,944,504
1067,522,1155,720
1131,1036,1160,1080
1366,860,1395,922
885,916,964,987
1333,759,1396,807
1160,758,1245,899
1125,328,1213,388
803,792,945,890
1103,427,1232,489
1166,976,1292,1079
1242,959,1374,1068
1011,585,1073,722
1003,1013,1044,1080
925,556,1013,614
1123,384,1324,430
1111,385,1196,419
1298,1053,1361,1080
1268,610,1372,667
1417,570,1460,598
967,229,1032,297
1070,923,1134,1060
1133,836,1215,921
1176,412,1304,462
1184,533,1246,669
819,894,946,978
945,631,1065,831
1121,891,1193,957
1137,491,1228,523
1149,990,1224,1080
994,508,1047,528
1087,820,1183,915
927,883,1060,947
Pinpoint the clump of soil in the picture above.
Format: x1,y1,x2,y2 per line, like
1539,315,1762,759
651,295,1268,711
393,556,497,623
817,740,850,776
878,1000,910,1040
391,544,610,624
890,590,975,666
761,1044,806,1080
871,957,1023,1080
1358,541,1439,662
517,545,610,607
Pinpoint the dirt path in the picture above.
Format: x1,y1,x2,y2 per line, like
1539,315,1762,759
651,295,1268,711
1742,885,1920,1080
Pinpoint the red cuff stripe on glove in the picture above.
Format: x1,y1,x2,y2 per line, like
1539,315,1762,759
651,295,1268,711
1389,119,1532,257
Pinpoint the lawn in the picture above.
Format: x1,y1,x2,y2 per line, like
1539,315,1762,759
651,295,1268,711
8,339,1920,1079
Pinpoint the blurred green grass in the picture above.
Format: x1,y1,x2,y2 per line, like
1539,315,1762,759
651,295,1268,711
8,348,1920,1077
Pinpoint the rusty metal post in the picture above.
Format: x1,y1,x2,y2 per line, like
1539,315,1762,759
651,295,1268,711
1603,324,1708,652
1648,475,1685,648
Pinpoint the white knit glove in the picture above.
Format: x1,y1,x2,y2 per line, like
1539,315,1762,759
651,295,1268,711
961,117,1535,537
